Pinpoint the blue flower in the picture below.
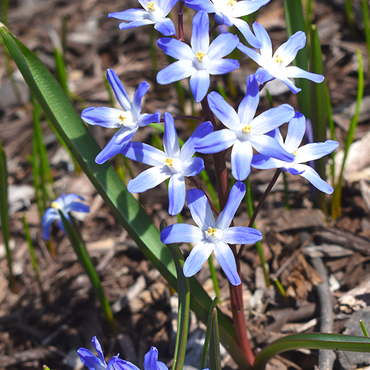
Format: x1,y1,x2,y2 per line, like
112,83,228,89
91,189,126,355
161,182,262,286
122,112,213,215
81,69,160,164
185,0,269,48
157,11,239,102
194,74,295,181
238,22,324,93
252,112,339,194
78,338,168,370
41,194,89,240
108,0,178,36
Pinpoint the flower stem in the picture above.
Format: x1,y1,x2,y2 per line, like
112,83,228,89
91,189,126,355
178,1,185,42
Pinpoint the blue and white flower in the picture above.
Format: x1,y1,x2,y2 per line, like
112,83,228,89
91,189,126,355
41,194,89,240
122,112,213,215
252,112,339,194
157,11,239,102
238,22,324,93
161,182,262,286
108,0,178,36
185,0,269,48
81,69,160,164
195,74,295,181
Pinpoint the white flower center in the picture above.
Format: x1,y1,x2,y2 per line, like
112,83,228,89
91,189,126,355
117,110,137,129
163,157,182,174
193,50,210,70
204,226,223,243
236,123,253,141
212,0,235,16
146,1,164,23
51,201,61,210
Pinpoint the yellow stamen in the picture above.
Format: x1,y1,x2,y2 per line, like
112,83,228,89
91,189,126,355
293,149,298,157
147,1,156,11
51,202,61,210
164,158,174,167
242,124,252,133
195,50,206,61
205,226,217,237
118,113,128,125
227,0,236,7
274,54,283,64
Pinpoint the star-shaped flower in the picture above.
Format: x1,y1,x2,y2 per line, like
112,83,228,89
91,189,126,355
195,74,295,181
122,112,213,215
108,0,178,36
238,22,324,93
41,194,89,240
157,11,239,102
185,0,269,48
81,69,160,164
161,182,262,286
252,112,339,194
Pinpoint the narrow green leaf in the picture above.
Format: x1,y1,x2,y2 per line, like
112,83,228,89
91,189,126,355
254,333,370,370
54,46,70,99
360,320,369,337
0,24,247,367
210,307,222,370
22,214,39,279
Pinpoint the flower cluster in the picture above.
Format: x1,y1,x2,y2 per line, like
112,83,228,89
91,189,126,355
77,0,339,286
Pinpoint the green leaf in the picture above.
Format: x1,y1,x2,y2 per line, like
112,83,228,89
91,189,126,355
210,307,222,370
0,24,247,367
254,333,370,370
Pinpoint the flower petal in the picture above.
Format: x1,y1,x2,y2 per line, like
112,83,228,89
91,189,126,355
187,188,215,230
195,129,236,154
181,157,205,177
217,181,246,230
254,68,274,84
132,81,149,113
274,31,306,67
118,19,154,30
157,60,195,84
284,66,324,83
250,135,294,162
81,107,126,128
160,224,204,244
157,38,194,60
231,139,253,181
252,22,272,57
294,164,334,194
138,111,161,127
284,111,306,153
154,17,176,36
163,112,180,158
184,0,216,13
144,347,159,370
168,174,186,215
238,74,259,124
190,70,210,103
91,337,106,365
207,33,239,59
41,208,59,240
108,9,147,21
68,202,90,214
295,140,339,163
208,91,240,130
232,18,262,49
127,166,171,193
191,11,210,53
223,227,262,245
183,240,214,277
214,241,241,286
234,0,270,17
252,154,281,169
106,69,133,111
237,43,263,65
77,348,107,370
206,58,240,75
121,142,166,166
161,0,179,15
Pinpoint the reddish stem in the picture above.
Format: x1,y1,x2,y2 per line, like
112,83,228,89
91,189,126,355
178,1,185,42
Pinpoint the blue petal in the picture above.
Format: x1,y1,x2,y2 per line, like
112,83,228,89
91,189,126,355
250,135,295,162
163,112,180,158
122,142,166,166
251,104,295,135
222,227,262,245
81,107,126,128
41,208,59,240
208,92,239,130
183,240,214,277
254,68,275,84
187,188,215,230
232,18,262,49
91,337,106,365
284,66,324,83
231,140,252,181
139,111,161,127
157,60,194,85
108,358,140,370
237,42,263,65
127,166,171,193
144,347,159,370
118,19,154,30
161,0,179,15
285,166,304,175
106,69,133,111
214,241,241,286
63,193,83,205
180,121,214,160
294,164,334,194
252,22,272,57
252,154,280,169
133,81,150,113
234,0,270,17
77,348,106,370
68,202,90,214
184,0,216,13
217,181,246,230
284,111,306,152
191,11,209,53
190,70,210,103
157,38,194,60
208,33,239,59
295,140,339,163
195,129,236,154
161,224,204,244
168,174,186,215
238,75,259,124
278,76,301,94
182,157,205,177
274,31,306,66
154,18,176,36
108,9,147,21
206,59,240,75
